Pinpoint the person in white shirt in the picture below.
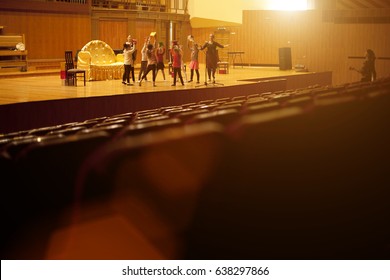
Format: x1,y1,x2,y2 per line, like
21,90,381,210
138,37,149,82
122,43,136,85
124,35,137,83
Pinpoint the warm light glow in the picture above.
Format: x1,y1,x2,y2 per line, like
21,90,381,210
188,0,312,27
266,0,308,11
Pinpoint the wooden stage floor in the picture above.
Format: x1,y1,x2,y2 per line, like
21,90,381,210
0,65,312,106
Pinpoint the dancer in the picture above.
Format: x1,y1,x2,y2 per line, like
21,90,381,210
170,40,184,86
187,35,200,83
124,35,137,83
138,37,149,82
156,42,166,80
139,35,157,87
200,33,228,83
122,42,136,85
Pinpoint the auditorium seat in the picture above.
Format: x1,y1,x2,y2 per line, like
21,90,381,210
246,93,261,99
2,131,111,259
134,112,165,121
133,115,170,124
215,97,231,104
135,108,161,116
67,122,230,259
103,113,134,122
196,103,220,111
109,112,134,119
271,92,292,104
183,89,390,259
80,116,108,125
166,108,194,118
215,102,243,111
231,95,247,101
47,125,87,136
80,124,125,137
2,76,390,259
2,133,64,161
197,99,214,105
45,214,166,260
180,102,197,108
123,118,182,137
95,118,129,129
27,125,65,137
286,95,314,108
158,106,184,115
174,109,210,122
219,100,245,106
246,101,281,114
190,108,240,126
245,96,269,106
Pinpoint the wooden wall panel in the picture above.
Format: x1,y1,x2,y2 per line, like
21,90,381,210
0,11,91,60
192,10,390,85
170,21,194,62
135,20,156,44
98,19,128,50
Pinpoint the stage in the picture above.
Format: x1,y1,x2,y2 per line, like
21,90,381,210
0,66,332,134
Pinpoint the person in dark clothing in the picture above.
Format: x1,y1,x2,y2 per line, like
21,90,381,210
200,33,228,83
156,42,166,80
350,49,376,82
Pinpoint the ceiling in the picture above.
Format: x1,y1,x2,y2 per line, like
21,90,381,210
336,0,390,9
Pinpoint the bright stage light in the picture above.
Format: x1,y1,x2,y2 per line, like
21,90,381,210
242,0,310,11
250,0,308,11
266,0,308,10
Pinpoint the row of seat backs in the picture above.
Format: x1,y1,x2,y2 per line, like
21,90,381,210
1,77,390,259
80,83,390,260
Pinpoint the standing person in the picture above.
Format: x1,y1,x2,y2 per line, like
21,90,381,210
200,33,228,83
122,42,136,86
139,35,157,87
125,35,137,83
350,49,377,82
156,42,166,80
187,35,200,83
170,40,185,86
138,37,149,82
